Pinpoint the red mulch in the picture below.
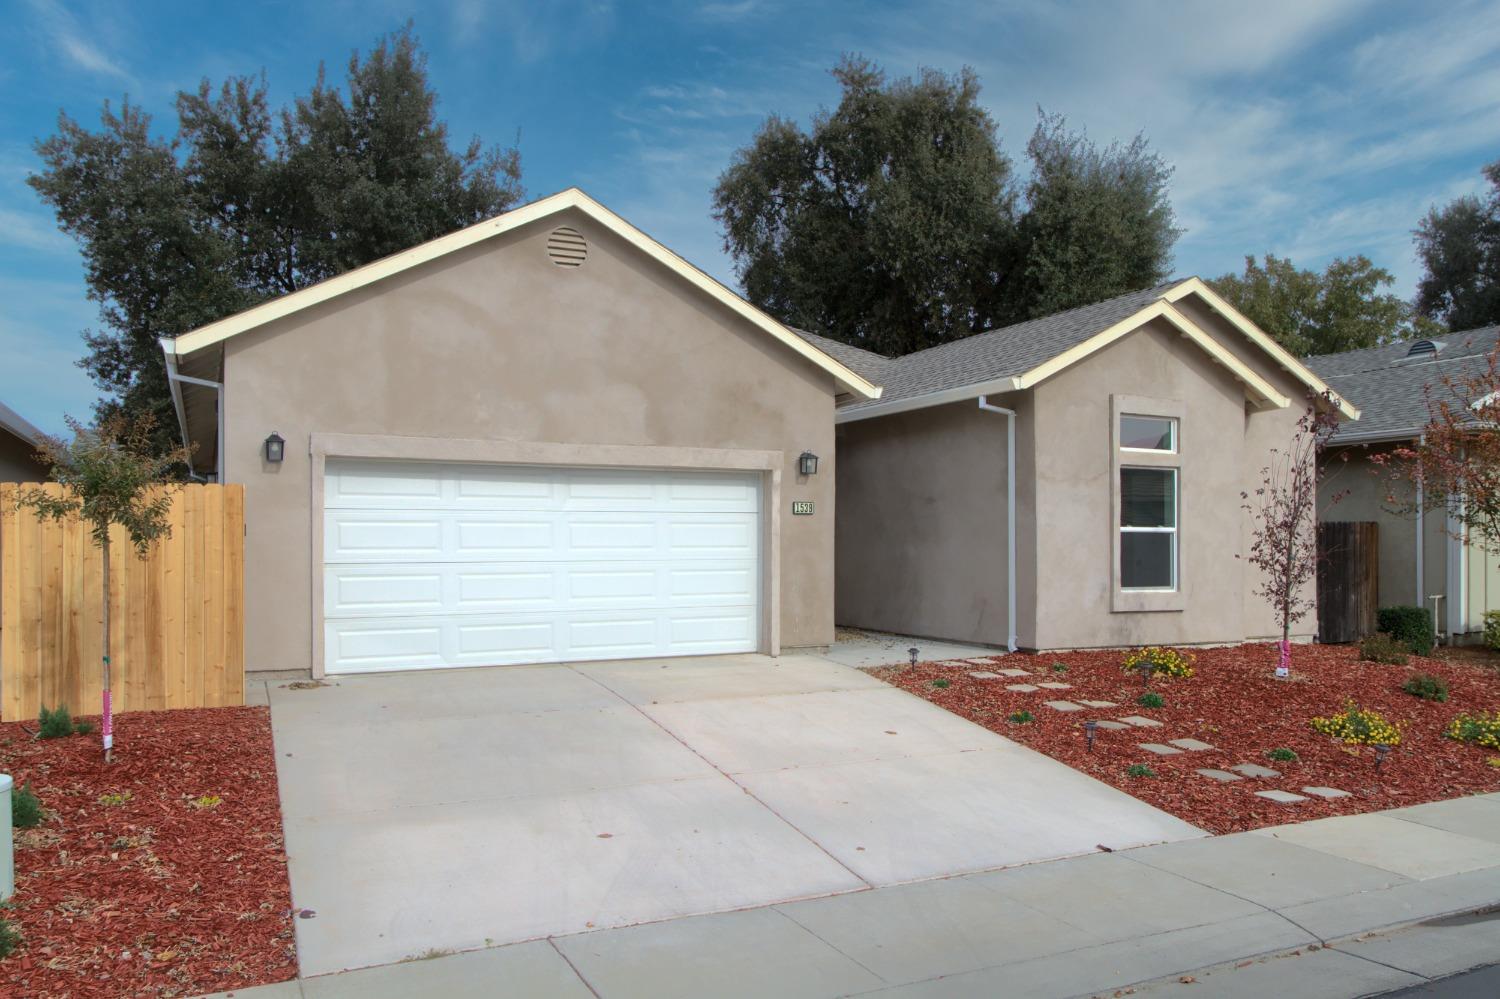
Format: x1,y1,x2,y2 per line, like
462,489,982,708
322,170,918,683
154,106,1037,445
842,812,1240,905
0,707,295,998
872,643,1500,835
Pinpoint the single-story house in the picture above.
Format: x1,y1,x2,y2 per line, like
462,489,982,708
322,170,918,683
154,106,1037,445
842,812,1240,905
161,189,880,677
0,400,46,482
817,280,1359,652
1309,328,1500,642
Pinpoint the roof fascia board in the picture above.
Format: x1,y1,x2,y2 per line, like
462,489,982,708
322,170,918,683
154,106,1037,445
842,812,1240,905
1164,277,1361,420
1328,428,1419,446
163,189,880,400
834,376,1022,424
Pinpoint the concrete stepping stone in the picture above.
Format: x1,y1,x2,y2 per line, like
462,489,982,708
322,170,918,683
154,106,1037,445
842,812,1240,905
1230,763,1281,779
935,660,971,667
1254,789,1308,803
1117,715,1164,728
1196,768,1244,782
1005,683,1040,692
997,668,1032,677
1093,720,1131,731
1043,700,1084,712
1078,699,1118,708
1139,743,1183,755
1036,682,1072,690
1301,786,1352,799
1168,738,1215,752
968,671,1001,679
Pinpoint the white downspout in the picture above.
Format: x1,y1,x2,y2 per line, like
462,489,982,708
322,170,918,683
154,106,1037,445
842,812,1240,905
159,338,224,483
1415,433,1425,610
978,396,1019,652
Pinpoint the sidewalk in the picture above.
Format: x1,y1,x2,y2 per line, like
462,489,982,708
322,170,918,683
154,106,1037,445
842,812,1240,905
204,793,1500,999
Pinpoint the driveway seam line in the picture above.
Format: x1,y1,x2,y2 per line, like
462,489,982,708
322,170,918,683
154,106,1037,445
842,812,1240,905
546,937,605,998
769,905,890,984
1324,943,1436,983
570,665,876,889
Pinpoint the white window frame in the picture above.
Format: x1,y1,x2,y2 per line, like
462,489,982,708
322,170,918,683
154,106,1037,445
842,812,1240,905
1119,415,1178,454
1111,394,1185,613
1119,466,1178,592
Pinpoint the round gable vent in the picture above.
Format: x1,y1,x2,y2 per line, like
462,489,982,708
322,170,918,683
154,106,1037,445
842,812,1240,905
546,226,588,267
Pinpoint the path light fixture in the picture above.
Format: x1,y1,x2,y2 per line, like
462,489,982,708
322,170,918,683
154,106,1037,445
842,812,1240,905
264,432,286,463
1374,743,1391,770
909,647,919,667
798,451,819,476
1139,661,1154,689
1084,720,1098,753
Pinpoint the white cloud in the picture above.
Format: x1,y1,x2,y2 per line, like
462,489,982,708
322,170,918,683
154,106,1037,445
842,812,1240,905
23,0,137,87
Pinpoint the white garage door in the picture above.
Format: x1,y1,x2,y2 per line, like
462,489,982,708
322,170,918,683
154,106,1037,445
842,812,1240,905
322,460,762,674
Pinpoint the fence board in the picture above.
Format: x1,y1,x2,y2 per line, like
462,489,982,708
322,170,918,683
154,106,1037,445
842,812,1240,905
0,483,245,720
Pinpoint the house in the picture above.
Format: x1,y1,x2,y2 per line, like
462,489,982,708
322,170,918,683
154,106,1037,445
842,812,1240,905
160,189,880,677
1309,328,1500,642
0,400,46,482
818,280,1358,652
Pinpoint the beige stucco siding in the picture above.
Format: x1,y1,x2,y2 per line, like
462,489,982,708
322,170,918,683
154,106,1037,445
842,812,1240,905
834,400,1011,646
221,207,837,672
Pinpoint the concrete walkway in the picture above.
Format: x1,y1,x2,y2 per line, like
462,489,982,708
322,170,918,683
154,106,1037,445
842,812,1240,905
203,794,1500,998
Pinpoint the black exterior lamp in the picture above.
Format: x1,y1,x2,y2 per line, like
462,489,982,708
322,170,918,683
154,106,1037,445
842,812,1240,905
1084,720,1099,753
264,432,286,463
798,451,819,476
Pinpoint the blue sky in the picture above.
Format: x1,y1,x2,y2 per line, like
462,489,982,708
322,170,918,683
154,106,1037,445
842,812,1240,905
3,0,1498,433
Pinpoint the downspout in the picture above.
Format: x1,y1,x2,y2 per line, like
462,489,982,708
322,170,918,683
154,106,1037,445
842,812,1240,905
978,396,1019,652
1415,433,1425,610
159,338,224,483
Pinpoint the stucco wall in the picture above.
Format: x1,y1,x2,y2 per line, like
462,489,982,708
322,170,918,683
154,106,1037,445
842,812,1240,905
834,400,1011,646
220,207,838,672
0,432,43,483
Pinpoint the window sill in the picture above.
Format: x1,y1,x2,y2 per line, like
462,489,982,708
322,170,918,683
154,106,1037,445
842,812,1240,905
1112,589,1185,613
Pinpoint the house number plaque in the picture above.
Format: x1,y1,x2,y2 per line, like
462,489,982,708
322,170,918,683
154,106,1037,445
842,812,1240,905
792,500,815,516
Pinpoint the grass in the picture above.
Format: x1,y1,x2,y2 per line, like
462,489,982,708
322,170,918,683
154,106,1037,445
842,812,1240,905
1008,710,1035,724
931,678,951,689
1137,692,1164,709
1126,763,1157,778
1267,747,1299,762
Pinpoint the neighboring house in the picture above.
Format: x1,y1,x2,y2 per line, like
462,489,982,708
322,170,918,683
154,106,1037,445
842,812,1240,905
816,280,1358,652
160,189,880,677
1309,329,1500,642
0,400,46,482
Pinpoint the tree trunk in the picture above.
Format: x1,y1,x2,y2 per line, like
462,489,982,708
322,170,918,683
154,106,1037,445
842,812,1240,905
101,534,113,763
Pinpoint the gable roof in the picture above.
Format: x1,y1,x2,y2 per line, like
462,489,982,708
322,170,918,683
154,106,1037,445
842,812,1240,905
1306,326,1500,442
159,188,881,401
820,278,1359,423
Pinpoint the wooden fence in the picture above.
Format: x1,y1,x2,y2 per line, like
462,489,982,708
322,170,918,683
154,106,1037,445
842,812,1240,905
1317,521,1379,643
0,483,244,721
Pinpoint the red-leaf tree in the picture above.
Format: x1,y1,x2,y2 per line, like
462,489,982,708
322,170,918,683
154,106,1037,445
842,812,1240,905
1372,345,1500,550
1242,396,1343,676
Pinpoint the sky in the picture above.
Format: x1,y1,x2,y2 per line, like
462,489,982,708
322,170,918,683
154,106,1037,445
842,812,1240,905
2,0,1498,433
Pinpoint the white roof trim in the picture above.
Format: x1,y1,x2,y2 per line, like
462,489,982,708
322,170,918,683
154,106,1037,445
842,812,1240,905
834,375,1022,424
1164,277,1360,420
161,188,881,400
0,399,45,446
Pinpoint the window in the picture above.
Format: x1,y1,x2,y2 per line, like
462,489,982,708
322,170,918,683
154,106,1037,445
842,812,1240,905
1120,467,1176,590
1120,415,1177,452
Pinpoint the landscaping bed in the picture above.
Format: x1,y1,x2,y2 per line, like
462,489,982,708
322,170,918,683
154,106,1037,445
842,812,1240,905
872,643,1500,834
1,706,294,998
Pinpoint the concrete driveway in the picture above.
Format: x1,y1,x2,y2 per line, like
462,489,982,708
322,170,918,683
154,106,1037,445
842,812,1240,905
267,651,1201,976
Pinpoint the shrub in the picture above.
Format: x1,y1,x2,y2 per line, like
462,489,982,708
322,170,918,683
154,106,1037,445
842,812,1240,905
38,705,75,740
11,783,43,829
74,720,95,736
931,679,951,689
1137,692,1164,708
1121,647,1195,679
1359,633,1409,666
1311,702,1403,746
1267,747,1299,762
1445,712,1500,751
1008,710,1034,724
1376,606,1435,656
1402,673,1449,702
1050,661,1069,673
1126,763,1156,778
1485,610,1500,652
0,916,19,959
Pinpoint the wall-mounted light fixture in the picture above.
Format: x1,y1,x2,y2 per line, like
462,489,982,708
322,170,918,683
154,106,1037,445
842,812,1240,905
264,432,286,463
798,450,819,476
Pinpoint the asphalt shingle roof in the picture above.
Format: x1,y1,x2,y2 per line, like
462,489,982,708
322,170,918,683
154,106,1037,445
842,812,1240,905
794,281,1182,412
1305,327,1500,441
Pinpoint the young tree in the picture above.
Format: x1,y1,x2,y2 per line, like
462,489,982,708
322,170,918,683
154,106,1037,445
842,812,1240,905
16,414,191,761
1414,159,1500,332
1211,253,1432,356
29,25,522,453
1372,345,1500,549
1242,399,1343,676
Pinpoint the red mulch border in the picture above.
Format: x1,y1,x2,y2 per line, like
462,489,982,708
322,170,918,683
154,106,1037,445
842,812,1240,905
1,706,294,998
873,642,1500,834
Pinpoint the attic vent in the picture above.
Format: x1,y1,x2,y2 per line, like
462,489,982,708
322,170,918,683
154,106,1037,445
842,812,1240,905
546,226,588,267
1405,338,1444,359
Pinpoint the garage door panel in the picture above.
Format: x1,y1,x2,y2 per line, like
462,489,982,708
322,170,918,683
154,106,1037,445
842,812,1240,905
323,462,761,674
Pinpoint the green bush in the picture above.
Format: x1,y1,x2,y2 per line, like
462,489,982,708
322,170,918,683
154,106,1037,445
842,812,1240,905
1484,610,1500,652
0,916,20,959
1402,673,1449,702
1008,710,1034,724
11,783,42,829
73,720,95,736
1050,661,1069,673
931,678,951,689
1376,606,1435,656
1359,633,1409,665
1126,763,1156,778
38,705,75,740
1267,747,1299,762
1137,692,1164,709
